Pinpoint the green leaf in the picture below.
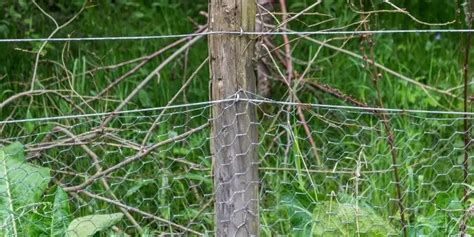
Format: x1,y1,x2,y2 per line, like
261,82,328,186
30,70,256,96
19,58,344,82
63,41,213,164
132,11,145,19
50,188,71,236
138,90,153,107
311,202,397,236
172,147,190,156
279,192,396,236
291,126,306,190
124,179,154,198
0,142,51,236
25,110,34,133
184,173,212,185
65,213,124,237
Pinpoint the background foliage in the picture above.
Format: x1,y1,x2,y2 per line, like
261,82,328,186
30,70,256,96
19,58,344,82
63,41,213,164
0,0,472,236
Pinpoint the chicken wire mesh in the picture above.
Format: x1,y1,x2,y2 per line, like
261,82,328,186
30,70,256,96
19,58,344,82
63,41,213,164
0,94,473,236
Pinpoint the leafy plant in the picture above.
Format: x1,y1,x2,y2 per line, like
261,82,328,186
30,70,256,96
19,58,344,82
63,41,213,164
50,188,72,236
0,1,468,235
280,192,396,236
65,213,124,237
311,202,397,236
0,143,124,236
0,142,50,236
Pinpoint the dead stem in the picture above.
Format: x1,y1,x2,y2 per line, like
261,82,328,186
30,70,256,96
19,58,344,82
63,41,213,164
358,2,407,235
63,122,209,192
79,190,204,236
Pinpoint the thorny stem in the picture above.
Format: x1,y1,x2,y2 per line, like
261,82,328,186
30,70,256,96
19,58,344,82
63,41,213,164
262,2,321,165
302,80,372,109
358,1,407,235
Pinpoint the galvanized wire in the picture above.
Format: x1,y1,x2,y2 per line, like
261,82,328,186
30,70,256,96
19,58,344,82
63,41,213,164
1,29,473,43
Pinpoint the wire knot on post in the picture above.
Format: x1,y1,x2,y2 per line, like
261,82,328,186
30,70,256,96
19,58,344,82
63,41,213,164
234,92,240,103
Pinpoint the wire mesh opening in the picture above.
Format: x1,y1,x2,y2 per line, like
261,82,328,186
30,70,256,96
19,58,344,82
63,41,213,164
1,97,472,236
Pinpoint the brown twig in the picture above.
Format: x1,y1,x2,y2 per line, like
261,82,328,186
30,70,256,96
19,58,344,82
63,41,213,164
30,1,86,92
257,4,322,165
272,0,322,32
384,0,456,26
141,57,209,146
302,80,371,108
0,90,71,110
100,34,205,128
278,0,311,166
279,0,293,84
53,126,143,233
255,0,275,98
79,190,204,236
261,42,322,165
25,130,99,155
81,25,207,107
358,2,407,234
63,122,209,192
283,28,457,99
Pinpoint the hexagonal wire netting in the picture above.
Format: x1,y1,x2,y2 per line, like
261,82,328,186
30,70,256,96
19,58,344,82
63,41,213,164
1,95,472,236
1,1,474,235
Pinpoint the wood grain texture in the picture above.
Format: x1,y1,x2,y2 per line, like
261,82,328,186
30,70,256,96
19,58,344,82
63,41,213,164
208,0,259,236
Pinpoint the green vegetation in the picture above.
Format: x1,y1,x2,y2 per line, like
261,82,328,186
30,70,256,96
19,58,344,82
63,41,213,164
0,143,123,236
0,0,473,236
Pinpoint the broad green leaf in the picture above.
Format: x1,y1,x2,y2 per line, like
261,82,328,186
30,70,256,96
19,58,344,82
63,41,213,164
0,142,51,236
311,202,397,236
50,187,71,236
280,192,396,236
65,213,124,237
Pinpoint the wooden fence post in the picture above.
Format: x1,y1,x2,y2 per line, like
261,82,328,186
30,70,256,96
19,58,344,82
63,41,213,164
208,0,259,236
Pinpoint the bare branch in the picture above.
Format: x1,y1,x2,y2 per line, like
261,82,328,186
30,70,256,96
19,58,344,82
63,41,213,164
63,122,209,192
78,190,204,236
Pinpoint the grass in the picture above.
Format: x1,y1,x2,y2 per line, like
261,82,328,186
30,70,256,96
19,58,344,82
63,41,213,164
0,0,473,236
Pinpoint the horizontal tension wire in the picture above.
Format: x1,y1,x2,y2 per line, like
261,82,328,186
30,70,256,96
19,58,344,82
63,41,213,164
1,97,474,124
1,29,473,43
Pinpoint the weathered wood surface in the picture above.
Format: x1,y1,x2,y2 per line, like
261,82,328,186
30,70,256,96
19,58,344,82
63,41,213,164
208,0,259,236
